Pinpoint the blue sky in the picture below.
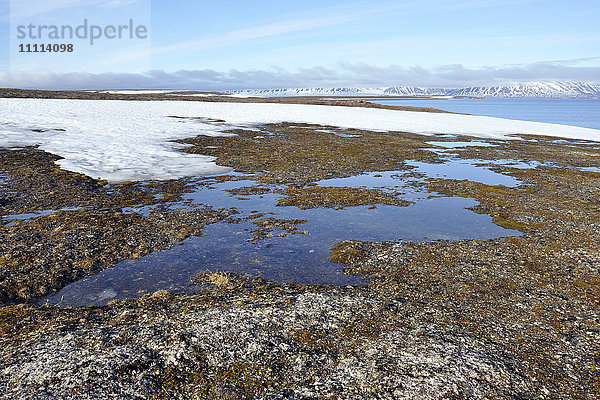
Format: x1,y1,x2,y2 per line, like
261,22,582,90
148,0,600,70
0,0,599,89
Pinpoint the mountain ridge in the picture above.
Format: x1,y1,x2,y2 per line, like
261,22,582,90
229,82,600,98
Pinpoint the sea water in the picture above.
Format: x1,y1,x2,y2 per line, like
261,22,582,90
374,98,600,130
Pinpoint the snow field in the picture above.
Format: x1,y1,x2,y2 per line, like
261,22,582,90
1,98,599,182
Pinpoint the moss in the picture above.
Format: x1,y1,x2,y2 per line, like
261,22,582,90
0,255,19,268
148,360,284,399
328,241,370,265
0,305,55,341
249,216,307,242
179,123,442,184
226,186,271,196
492,214,530,231
206,272,231,287
586,367,600,394
290,328,336,351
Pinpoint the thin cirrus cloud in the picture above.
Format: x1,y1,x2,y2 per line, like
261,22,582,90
124,0,546,64
1,60,599,90
109,1,419,66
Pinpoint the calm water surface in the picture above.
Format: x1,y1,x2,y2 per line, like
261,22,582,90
375,98,600,130
42,158,523,306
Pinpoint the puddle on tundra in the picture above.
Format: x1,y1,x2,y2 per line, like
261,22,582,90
42,159,523,307
407,160,521,187
426,141,498,148
2,207,83,226
574,166,600,173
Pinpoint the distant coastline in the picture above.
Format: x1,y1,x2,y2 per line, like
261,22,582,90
228,82,600,99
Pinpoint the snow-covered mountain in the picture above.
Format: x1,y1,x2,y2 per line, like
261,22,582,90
231,87,388,97
230,82,600,98
442,82,600,98
382,87,446,96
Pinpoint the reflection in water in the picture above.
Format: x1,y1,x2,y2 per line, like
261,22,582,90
407,161,521,187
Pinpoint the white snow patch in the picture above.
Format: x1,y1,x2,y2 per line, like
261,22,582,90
97,90,178,95
226,93,254,98
172,93,219,97
172,93,253,98
1,98,599,182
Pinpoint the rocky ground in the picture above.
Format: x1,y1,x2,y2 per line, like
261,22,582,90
0,95,599,399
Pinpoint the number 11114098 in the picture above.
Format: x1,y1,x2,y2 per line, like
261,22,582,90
19,43,74,52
